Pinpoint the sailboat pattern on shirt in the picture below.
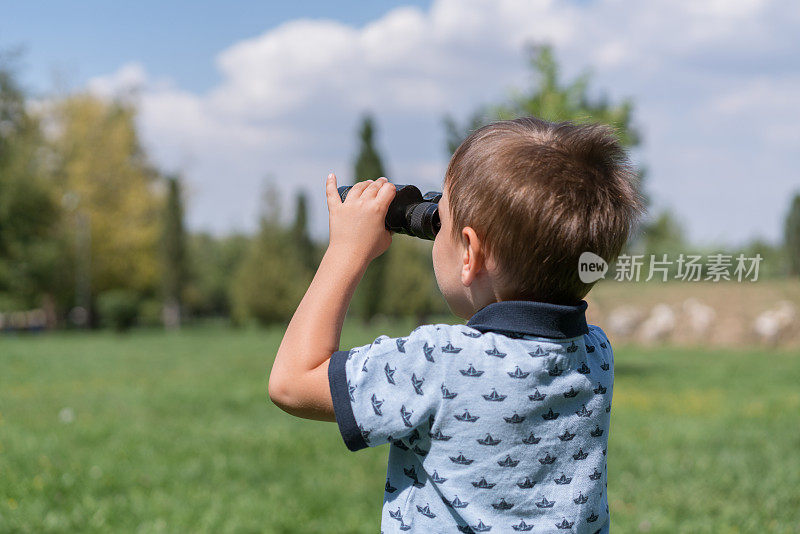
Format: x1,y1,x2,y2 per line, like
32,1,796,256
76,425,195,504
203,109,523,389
336,322,614,534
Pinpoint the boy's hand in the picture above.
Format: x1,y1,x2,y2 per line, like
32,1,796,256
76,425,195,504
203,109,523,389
326,172,396,264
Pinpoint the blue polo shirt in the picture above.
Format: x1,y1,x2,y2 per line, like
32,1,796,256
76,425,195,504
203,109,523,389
328,300,613,533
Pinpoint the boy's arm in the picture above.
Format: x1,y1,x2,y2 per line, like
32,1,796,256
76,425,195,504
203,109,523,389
267,173,395,422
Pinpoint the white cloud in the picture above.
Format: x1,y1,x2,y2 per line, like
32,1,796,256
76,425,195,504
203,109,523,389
87,0,800,246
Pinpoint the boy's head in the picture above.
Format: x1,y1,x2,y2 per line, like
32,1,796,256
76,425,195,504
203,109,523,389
432,116,644,317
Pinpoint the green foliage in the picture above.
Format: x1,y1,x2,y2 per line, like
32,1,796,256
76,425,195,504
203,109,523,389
785,193,800,277
162,175,187,326
184,232,250,318
381,237,447,323
0,53,68,309
442,43,649,250
51,93,163,300
96,288,140,331
291,191,319,272
231,183,312,326
2,328,799,532
351,113,390,324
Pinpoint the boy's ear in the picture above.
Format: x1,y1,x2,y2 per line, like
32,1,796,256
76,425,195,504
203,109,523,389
460,226,486,287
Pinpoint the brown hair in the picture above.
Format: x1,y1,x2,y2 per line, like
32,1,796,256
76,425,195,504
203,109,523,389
444,116,644,304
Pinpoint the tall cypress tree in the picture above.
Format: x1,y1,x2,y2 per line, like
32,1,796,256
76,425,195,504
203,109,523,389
785,193,800,277
162,175,187,328
352,113,389,325
291,191,318,272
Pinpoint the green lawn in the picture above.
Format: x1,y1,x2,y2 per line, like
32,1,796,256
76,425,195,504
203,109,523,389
1,324,799,533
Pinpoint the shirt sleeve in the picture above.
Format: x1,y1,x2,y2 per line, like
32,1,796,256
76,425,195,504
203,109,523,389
327,324,446,451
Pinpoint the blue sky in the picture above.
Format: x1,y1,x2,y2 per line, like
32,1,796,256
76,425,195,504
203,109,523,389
2,0,433,93
3,0,799,247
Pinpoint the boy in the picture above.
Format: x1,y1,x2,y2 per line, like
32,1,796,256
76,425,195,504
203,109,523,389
268,117,643,533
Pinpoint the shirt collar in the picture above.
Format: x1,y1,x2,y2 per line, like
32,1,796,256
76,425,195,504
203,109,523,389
466,299,589,339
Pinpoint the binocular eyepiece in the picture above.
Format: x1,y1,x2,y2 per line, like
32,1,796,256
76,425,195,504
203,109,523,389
337,183,442,240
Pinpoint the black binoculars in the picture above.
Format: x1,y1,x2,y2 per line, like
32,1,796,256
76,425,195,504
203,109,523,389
337,183,442,240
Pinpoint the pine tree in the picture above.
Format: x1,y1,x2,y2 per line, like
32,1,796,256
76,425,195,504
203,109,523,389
785,193,800,277
291,191,318,272
162,175,187,328
351,113,390,325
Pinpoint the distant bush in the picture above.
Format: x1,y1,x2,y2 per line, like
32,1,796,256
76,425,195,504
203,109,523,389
97,289,141,332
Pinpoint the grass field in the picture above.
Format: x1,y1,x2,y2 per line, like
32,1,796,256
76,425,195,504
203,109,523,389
1,322,799,533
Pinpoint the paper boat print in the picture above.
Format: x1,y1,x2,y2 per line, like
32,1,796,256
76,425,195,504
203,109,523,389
492,498,513,510
429,428,453,441
441,383,458,399
573,448,589,460
482,388,506,401
594,383,607,394
485,347,506,358
385,478,397,493
577,362,591,374
423,342,435,362
460,363,484,377
497,455,519,467
384,363,396,384
462,330,482,338
508,366,530,378
574,492,589,504
442,342,462,353
539,453,557,465
529,346,546,357
554,473,572,485
575,404,593,417
477,433,502,446
528,389,546,401
411,373,425,395
472,477,496,489
404,466,425,487
454,410,479,422
535,497,555,508
450,453,475,465
512,520,534,531
416,503,436,518
431,470,448,483
516,477,536,489
555,519,575,530
566,340,578,353
396,338,407,353
542,408,560,421
563,387,579,398
442,495,468,508
591,425,604,437
503,412,525,424
400,405,413,427
558,429,576,441
371,393,384,415
522,432,541,444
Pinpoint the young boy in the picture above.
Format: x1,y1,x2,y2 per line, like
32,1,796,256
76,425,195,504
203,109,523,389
268,117,643,533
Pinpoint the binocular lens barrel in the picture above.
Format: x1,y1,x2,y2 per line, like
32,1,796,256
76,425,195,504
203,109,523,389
337,183,441,241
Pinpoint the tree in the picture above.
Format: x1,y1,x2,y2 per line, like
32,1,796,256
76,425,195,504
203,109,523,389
0,50,67,315
443,43,650,247
351,113,391,324
50,93,163,325
291,191,319,273
785,192,800,277
162,175,187,328
231,181,310,326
